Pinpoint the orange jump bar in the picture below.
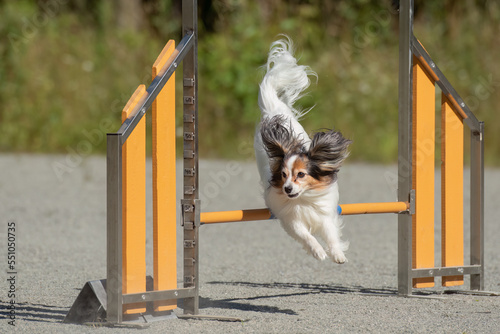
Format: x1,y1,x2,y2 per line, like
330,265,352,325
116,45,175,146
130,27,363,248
200,202,409,224
339,202,409,215
201,208,271,224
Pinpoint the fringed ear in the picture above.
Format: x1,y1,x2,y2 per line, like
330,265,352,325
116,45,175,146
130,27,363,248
260,115,304,185
308,129,352,180
260,115,303,159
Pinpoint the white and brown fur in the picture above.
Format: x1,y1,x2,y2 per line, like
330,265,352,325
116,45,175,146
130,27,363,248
254,36,351,263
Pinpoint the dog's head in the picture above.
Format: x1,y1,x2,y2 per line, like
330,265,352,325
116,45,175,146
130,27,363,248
260,115,351,199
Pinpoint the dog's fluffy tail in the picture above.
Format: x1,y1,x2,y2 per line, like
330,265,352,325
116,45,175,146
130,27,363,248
258,36,317,120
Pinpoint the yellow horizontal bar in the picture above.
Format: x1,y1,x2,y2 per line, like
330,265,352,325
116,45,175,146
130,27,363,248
200,202,409,224
339,202,409,215
201,209,271,224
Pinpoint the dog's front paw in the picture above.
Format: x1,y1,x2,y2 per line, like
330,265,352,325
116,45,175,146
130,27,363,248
330,250,347,264
309,246,327,261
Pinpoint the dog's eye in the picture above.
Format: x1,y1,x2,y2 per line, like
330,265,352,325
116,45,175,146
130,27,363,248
282,171,287,179
297,172,305,178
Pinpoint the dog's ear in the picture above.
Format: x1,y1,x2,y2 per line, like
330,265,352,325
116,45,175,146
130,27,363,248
260,115,304,186
260,115,301,160
308,130,352,179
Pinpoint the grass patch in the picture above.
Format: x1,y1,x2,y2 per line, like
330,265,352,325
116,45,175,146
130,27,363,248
1,1,499,165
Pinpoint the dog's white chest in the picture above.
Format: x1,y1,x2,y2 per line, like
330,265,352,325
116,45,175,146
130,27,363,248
266,188,335,231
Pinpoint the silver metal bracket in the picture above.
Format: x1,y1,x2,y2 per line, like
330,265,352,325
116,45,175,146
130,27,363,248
184,96,195,104
184,168,196,176
183,78,195,87
184,240,196,248
184,150,195,158
182,203,194,213
183,114,194,123
184,132,195,141
184,186,195,195
409,189,416,214
180,199,201,227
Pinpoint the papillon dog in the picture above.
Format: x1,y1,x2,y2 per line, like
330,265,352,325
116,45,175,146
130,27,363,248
254,36,352,263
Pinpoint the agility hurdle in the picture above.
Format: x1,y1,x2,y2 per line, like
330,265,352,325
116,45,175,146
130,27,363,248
200,0,485,296
199,202,411,224
65,0,490,326
64,0,198,325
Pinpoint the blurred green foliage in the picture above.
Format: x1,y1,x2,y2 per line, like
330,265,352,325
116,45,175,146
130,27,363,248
1,0,499,164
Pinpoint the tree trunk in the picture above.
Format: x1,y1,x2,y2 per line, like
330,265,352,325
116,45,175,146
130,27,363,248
114,0,144,30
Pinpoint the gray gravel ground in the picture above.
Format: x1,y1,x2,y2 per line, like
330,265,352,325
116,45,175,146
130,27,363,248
1,154,499,333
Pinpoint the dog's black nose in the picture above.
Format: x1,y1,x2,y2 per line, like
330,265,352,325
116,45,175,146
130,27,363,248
284,186,293,194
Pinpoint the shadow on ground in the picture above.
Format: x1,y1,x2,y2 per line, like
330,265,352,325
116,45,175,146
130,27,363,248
197,281,398,315
0,301,67,324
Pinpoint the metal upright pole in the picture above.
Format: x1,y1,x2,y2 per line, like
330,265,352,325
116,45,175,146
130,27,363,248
470,122,485,290
106,133,123,323
182,0,199,315
397,0,414,296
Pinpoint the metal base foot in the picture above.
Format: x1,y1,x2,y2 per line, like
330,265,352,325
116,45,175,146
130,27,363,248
443,290,500,296
178,314,249,322
64,277,179,325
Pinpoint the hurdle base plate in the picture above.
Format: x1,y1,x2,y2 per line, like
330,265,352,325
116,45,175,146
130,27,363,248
123,310,178,324
178,314,249,322
64,277,178,325
443,289,500,297
80,312,177,328
83,321,151,329
401,289,500,300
